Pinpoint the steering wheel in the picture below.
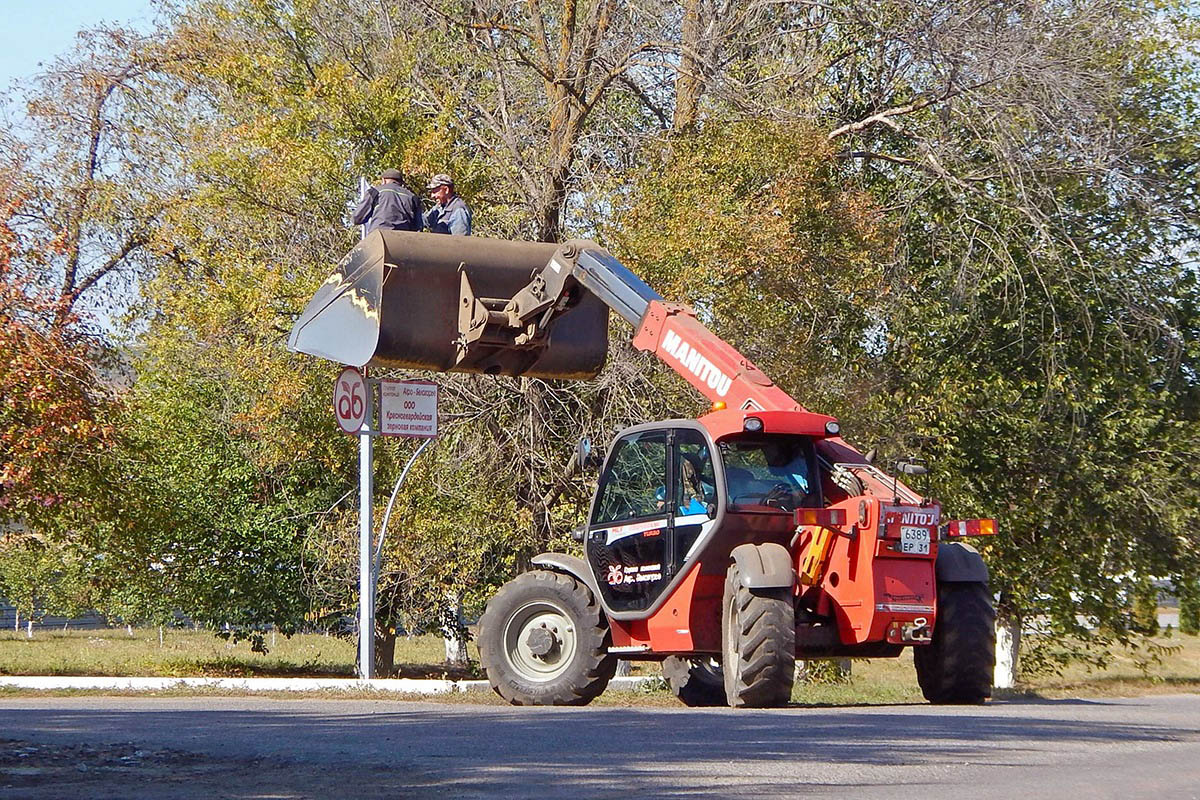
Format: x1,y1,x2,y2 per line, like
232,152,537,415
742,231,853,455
762,482,801,511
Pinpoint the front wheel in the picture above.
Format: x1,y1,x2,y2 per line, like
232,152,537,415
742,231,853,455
478,570,617,705
914,581,996,704
722,561,795,708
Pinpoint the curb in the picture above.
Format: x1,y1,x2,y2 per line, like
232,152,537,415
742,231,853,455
0,675,657,694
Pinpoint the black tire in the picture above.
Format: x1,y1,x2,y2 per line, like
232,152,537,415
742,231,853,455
478,569,617,705
721,561,795,708
914,581,996,704
662,656,725,707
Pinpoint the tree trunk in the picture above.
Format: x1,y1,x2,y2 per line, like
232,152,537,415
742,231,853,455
1180,574,1199,635
443,590,468,664
673,0,703,132
374,625,397,677
1132,576,1160,634
993,611,1020,689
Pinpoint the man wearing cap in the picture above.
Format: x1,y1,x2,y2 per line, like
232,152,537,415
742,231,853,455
352,169,423,234
424,174,472,236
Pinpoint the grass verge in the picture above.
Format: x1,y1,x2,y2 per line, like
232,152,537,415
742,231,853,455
1,627,1197,705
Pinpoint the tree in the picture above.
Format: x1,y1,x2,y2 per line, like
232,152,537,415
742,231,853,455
605,119,888,417
387,0,687,241
0,191,123,625
5,0,1197,678
832,5,1200,672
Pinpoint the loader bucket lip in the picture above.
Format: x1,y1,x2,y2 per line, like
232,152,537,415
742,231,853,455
288,236,384,367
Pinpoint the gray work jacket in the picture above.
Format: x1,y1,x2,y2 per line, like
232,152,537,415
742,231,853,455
352,183,423,233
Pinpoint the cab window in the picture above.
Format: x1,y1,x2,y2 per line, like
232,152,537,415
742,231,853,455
721,435,818,510
592,431,668,524
674,429,716,518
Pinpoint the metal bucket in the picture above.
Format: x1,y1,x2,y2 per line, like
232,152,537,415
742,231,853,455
288,231,609,378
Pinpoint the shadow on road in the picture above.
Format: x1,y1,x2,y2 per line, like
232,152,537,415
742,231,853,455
3,697,1197,798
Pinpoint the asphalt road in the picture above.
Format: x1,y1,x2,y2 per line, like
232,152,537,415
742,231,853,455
1,693,1198,800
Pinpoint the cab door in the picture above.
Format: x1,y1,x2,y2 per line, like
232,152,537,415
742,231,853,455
584,426,719,615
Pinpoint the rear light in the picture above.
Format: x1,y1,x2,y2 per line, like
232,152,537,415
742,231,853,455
942,518,997,538
743,416,763,432
793,508,847,528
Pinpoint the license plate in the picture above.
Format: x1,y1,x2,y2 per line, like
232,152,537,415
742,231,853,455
899,526,931,555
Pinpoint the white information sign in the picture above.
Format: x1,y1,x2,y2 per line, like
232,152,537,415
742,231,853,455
333,367,367,434
379,380,438,438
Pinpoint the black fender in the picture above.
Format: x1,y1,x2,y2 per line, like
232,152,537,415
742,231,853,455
730,543,795,590
935,541,989,584
530,552,601,599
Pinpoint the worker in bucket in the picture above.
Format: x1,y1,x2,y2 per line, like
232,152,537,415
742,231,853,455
424,173,472,236
352,169,423,234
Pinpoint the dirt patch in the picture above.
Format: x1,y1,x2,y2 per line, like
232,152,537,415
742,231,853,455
0,738,208,789
0,737,426,799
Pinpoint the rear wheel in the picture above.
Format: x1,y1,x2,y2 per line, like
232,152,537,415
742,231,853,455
721,561,795,708
478,570,617,705
914,581,996,704
662,656,725,707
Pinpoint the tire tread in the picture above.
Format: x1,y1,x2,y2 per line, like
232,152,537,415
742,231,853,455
915,581,996,704
723,562,795,708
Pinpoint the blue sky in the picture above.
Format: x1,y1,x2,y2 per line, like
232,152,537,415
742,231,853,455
0,0,156,89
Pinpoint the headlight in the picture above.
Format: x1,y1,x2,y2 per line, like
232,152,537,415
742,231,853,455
743,417,764,433
825,420,841,436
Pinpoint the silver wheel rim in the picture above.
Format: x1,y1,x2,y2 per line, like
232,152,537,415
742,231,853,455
502,600,578,682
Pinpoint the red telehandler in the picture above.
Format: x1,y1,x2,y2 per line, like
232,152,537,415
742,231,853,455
289,231,998,708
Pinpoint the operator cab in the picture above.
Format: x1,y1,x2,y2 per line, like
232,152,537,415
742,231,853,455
583,421,825,618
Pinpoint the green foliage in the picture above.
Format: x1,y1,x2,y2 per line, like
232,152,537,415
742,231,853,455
1180,576,1200,636
796,659,854,686
1132,577,1161,636
833,9,1200,661
606,120,889,416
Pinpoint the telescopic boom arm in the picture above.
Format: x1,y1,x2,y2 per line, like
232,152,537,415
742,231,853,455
458,241,801,412
456,240,916,502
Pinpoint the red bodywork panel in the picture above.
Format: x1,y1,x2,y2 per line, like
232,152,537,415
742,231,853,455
797,498,938,646
609,563,723,653
611,499,940,654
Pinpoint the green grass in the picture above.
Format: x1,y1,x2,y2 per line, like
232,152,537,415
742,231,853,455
789,656,925,706
0,628,379,678
1,626,1197,705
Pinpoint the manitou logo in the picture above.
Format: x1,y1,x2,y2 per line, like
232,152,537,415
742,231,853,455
900,510,938,526
661,329,732,397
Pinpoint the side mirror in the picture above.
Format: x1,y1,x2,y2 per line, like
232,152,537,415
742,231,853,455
896,459,928,476
576,437,603,471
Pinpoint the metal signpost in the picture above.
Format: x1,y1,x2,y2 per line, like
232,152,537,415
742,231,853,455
333,368,438,680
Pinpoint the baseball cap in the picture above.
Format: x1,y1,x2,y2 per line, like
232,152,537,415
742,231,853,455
426,173,454,189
